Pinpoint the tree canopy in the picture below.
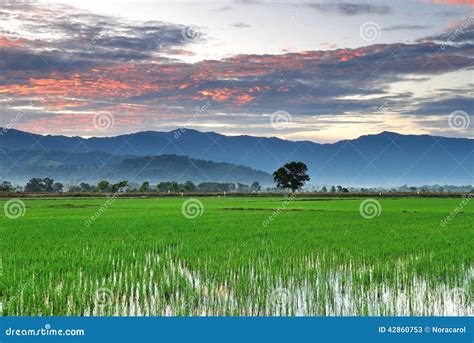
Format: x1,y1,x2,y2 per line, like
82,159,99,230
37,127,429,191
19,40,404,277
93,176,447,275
273,162,310,192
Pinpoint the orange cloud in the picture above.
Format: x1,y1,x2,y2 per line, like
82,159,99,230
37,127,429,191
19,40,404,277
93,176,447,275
431,0,474,5
0,37,23,48
165,49,196,56
2,41,470,119
16,112,145,134
197,86,264,105
0,69,169,105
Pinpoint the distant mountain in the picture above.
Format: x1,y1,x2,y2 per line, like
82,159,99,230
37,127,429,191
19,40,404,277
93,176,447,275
117,155,271,184
0,149,271,185
0,128,472,186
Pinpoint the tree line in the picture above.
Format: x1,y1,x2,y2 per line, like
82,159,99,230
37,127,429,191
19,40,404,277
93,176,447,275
0,161,304,194
0,178,263,194
1,162,472,194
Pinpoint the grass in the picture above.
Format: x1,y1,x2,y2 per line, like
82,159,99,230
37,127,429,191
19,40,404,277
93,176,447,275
1,196,472,316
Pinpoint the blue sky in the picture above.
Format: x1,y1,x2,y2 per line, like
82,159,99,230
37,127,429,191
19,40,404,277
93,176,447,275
0,0,472,142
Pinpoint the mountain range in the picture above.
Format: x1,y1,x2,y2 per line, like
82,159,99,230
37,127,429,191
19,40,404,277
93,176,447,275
0,128,472,186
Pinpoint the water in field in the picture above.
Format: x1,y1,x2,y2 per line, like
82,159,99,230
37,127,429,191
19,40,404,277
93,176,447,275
5,251,471,316
91,253,472,316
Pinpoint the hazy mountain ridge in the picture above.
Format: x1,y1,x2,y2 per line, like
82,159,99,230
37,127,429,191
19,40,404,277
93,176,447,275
0,128,472,186
0,148,271,184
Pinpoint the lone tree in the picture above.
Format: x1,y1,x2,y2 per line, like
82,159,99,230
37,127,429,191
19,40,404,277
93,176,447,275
273,162,310,192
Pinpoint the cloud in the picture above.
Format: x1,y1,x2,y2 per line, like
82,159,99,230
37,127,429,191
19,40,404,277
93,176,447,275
215,5,233,11
409,96,473,115
2,39,471,119
230,22,251,28
307,2,393,15
0,2,472,137
0,2,201,73
233,0,263,4
164,49,196,56
319,42,338,49
383,25,432,31
419,17,474,44
431,0,474,6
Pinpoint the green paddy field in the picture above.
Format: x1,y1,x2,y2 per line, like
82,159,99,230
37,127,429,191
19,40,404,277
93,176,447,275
1,196,472,316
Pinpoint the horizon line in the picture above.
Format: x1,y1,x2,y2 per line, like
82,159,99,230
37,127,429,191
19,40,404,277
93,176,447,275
1,127,473,144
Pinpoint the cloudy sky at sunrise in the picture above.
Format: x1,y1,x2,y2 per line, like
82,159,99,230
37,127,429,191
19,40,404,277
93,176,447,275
0,0,472,142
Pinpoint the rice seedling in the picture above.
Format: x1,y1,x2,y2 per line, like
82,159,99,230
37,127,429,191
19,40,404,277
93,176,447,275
1,196,472,316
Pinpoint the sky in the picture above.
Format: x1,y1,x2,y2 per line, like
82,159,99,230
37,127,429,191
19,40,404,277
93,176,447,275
0,0,472,142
